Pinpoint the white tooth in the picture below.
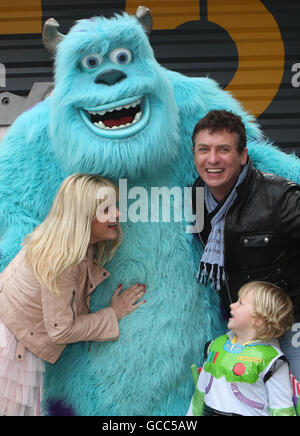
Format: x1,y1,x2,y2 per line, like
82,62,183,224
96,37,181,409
133,111,142,123
95,121,105,128
88,99,142,116
132,99,141,107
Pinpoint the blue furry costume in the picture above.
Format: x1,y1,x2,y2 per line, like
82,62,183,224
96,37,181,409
0,8,300,416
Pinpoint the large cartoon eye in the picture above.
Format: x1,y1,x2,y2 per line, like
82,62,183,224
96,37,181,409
109,48,132,65
81,54,103,70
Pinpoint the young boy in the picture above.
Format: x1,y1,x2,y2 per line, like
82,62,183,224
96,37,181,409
187,281,296,416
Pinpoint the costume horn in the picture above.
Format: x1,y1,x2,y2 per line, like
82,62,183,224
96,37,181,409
136,6,153,34
42,18,65,55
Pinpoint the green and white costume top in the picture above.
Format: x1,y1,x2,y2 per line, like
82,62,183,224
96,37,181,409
187,331,296,416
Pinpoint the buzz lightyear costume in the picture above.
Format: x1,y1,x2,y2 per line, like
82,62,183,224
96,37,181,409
187,331,296,416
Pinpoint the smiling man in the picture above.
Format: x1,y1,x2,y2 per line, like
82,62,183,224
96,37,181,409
192,110,300,381
193,111,248,203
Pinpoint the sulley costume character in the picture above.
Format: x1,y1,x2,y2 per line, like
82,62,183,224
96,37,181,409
0,7,299,415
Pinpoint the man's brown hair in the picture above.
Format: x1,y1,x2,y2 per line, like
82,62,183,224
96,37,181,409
192,110,247,153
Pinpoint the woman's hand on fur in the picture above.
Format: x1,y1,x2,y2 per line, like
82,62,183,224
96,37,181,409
110,283,146,320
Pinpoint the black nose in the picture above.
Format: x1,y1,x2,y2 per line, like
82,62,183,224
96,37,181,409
95,69,127,86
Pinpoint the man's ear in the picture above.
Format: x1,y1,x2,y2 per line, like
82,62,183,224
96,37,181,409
241,147,248,166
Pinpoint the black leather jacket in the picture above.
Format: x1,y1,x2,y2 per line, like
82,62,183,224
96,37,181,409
192,160,300,321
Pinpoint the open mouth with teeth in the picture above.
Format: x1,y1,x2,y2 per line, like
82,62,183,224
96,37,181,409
206,168,224,173
90,100,142,129
79,96,150,139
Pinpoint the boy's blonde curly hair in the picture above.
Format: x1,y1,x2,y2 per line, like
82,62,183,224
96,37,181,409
238,281,294,341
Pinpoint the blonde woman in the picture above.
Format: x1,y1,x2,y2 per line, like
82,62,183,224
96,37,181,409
0,174,146,416
187,281,296,416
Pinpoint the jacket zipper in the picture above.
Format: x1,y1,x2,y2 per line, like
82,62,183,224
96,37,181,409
70,290,76,321
86,281,93,352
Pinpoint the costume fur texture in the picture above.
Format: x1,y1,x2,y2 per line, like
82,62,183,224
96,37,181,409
0,13,299,415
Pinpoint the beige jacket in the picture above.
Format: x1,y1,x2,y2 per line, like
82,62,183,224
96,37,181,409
0,247,119,364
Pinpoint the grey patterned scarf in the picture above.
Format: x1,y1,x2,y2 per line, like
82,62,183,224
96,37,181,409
198,164,248,290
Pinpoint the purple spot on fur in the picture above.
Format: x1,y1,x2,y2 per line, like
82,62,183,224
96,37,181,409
45,399,77,416
192,232,200,242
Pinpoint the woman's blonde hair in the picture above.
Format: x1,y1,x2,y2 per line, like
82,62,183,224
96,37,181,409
239,281,294,341
23,173,122,296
